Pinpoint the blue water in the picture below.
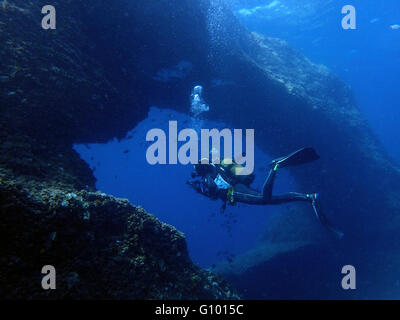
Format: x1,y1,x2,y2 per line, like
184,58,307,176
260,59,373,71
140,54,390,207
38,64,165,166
74,0,400,298
232,0,400,162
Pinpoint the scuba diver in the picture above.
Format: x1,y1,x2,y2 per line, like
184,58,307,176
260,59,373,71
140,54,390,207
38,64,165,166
187,147,343,239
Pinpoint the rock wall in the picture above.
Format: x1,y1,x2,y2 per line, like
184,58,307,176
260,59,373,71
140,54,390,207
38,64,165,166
0,0,238,299
0,173,237,299
0,0,149,144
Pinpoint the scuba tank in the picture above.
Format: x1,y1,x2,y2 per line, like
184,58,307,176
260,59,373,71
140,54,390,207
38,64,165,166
218,158,255,186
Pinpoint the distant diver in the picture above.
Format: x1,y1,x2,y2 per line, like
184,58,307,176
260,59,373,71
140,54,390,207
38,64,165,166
187,147,344,239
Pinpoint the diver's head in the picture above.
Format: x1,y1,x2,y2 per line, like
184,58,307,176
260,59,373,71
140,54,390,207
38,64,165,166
193,158,214,176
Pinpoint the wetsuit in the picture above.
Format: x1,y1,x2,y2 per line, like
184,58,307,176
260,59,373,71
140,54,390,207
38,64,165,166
189,163,311,206
232,166,310,205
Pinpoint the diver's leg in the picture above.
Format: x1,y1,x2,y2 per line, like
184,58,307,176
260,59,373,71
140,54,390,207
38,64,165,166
261,164,279,201
234,189,314,206
232,184,265,205
268,192,310,204
261,163,315,204
260,164,306,203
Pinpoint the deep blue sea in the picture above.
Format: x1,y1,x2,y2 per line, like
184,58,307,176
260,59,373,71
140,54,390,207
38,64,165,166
231,0,400,162
73,0,400,298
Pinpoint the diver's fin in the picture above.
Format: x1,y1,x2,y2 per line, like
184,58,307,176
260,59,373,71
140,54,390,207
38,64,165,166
271,147,320,168
310,194,344,240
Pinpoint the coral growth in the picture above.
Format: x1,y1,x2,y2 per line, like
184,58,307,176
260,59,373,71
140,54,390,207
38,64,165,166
0,173,238,299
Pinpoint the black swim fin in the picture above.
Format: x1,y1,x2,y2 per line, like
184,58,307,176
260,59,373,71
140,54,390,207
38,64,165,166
271,147,320,168
310,194,344,240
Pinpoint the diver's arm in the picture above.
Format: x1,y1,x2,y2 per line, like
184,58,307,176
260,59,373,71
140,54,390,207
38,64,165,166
187,174,217,198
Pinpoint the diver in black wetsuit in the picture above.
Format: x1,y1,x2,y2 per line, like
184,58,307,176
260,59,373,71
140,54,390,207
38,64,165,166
187,147,343,239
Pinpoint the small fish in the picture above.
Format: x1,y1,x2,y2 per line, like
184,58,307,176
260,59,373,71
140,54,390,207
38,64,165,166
370,18,379,24
123,149,129,154
50,232,57,241
390,24,400,30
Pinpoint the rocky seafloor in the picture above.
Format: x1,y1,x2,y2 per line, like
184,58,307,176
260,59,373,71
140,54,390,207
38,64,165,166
0,167,238,299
